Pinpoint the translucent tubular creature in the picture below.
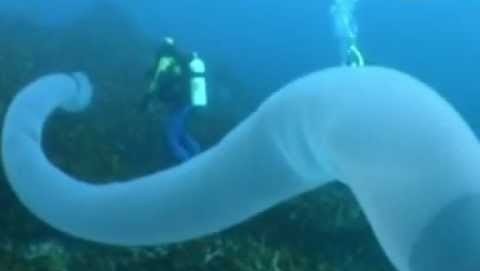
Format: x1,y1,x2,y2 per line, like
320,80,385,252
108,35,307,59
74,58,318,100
3,67,480,271
330,0,365,67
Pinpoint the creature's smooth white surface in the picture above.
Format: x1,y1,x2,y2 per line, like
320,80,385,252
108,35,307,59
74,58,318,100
3,67,479,271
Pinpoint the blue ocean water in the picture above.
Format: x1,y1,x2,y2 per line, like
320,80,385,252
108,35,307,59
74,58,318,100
2,0,478,107
0,1,479,270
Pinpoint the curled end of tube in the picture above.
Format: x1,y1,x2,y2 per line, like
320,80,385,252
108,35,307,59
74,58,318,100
60,72,93,112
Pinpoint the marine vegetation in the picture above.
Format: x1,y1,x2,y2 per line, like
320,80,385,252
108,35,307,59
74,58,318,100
0,3,393,271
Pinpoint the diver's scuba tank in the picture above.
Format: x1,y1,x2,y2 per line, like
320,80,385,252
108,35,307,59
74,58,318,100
189,52,208,107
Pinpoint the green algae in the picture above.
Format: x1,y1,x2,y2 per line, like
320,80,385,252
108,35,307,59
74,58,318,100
0,3,395,271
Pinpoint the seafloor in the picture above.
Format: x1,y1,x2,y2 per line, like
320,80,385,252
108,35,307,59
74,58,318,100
0,3,394,271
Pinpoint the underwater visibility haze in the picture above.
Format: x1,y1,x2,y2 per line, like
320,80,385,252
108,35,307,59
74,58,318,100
0,0,479,271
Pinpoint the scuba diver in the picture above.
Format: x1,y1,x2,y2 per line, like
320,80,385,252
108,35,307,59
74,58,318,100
330,0,365,67
140,37,208,162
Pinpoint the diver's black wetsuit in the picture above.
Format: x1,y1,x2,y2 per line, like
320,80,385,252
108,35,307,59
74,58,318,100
140,41,192,111
140,39,200,162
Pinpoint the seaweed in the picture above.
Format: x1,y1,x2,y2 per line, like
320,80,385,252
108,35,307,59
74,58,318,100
0,2,395,271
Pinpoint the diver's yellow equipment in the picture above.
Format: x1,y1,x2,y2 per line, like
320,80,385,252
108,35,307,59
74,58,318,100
158,57,175,72
189,53,208,107
148,56,178,93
